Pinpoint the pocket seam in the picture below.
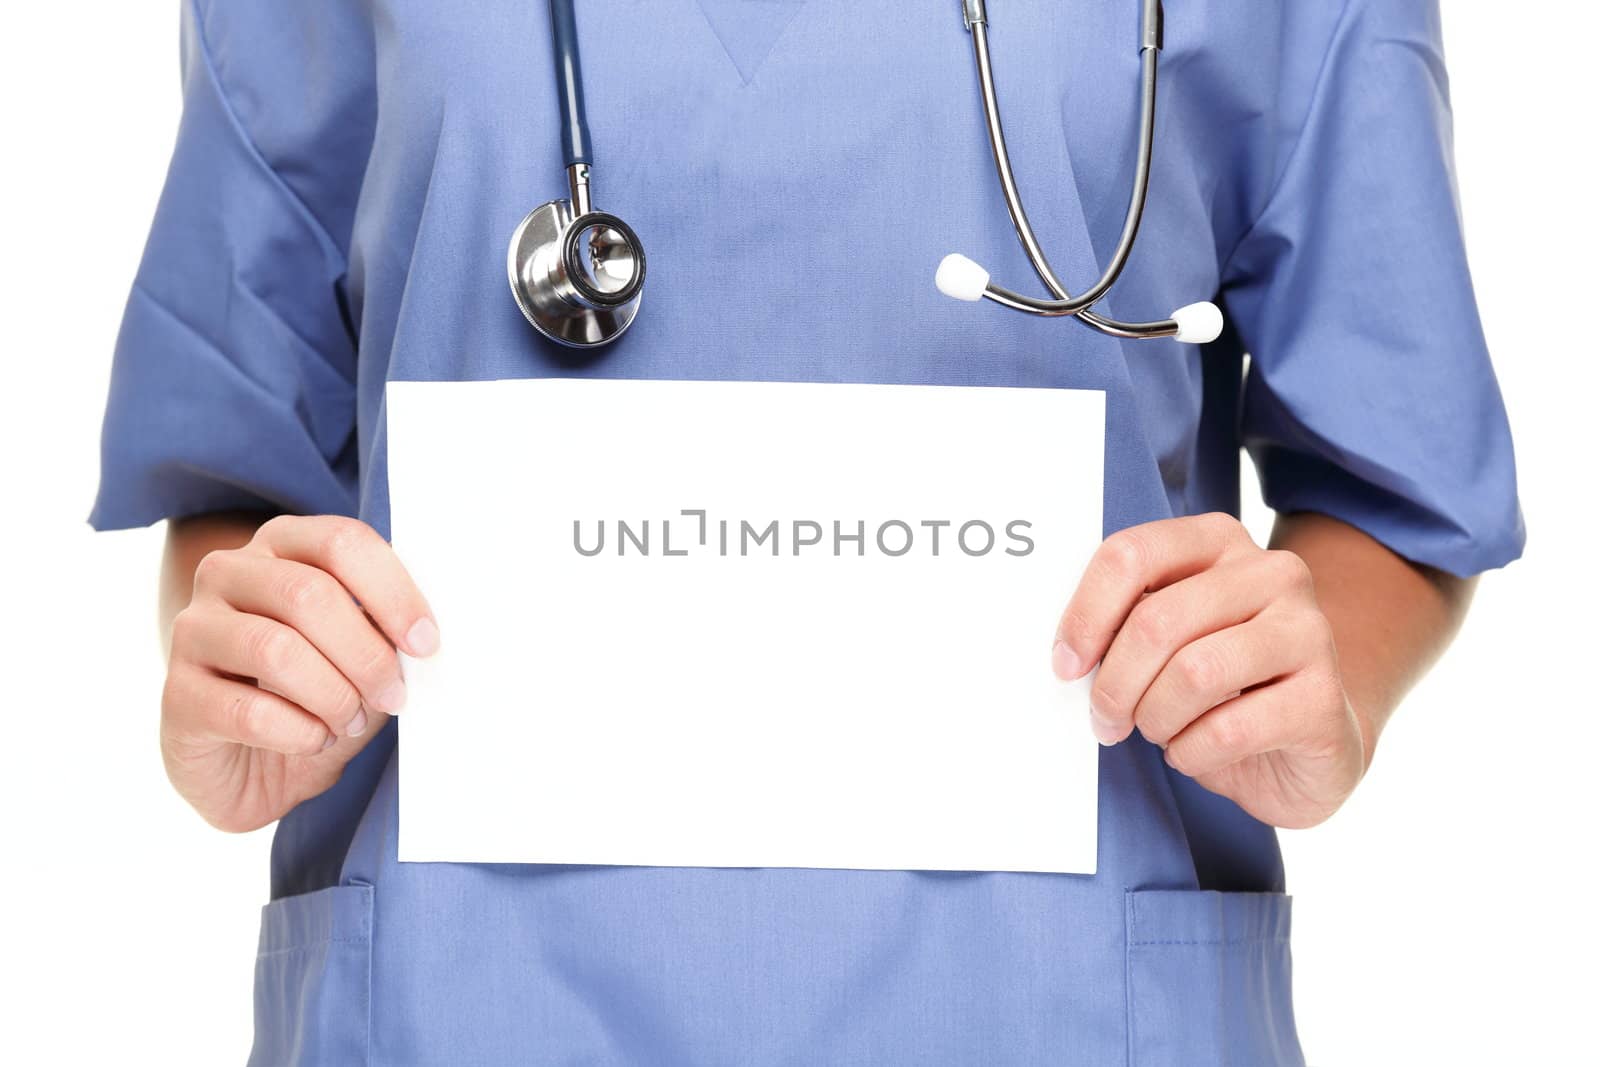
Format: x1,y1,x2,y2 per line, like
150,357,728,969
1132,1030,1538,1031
1128,937,1290,948
256,936,371,958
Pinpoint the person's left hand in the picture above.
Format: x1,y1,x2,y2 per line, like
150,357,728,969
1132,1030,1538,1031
1052,513,1366,828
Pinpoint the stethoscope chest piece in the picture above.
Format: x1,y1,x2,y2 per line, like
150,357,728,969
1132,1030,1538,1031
508,198,646,348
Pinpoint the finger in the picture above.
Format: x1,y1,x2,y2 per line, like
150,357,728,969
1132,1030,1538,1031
1133,606,1321,747
1087,554,1294,744
164,663,334,756
1053,513,1251,682
180,607,370,737
200,552,407,718
256,515,440,657
1162,674,1323,780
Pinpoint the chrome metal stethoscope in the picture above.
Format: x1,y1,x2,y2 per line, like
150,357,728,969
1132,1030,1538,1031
507,0,647,346
508,0,1223,349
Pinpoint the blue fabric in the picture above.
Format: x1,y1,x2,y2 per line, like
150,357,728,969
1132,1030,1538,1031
93,0,1522,1062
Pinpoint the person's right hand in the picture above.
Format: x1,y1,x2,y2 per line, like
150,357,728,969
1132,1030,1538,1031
162,515,440,832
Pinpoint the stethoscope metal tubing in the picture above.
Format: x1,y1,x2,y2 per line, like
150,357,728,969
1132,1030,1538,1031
568,163,592,217
966,4,1180,339
980,286,1175,339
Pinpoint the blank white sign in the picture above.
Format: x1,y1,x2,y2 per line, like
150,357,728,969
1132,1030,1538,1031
388,378,1103,873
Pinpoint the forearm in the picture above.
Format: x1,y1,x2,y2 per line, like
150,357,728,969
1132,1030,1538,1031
1269,511,1475,770
159,511,273,652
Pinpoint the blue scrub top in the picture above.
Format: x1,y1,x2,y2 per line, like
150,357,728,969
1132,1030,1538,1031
94,2,1523,1063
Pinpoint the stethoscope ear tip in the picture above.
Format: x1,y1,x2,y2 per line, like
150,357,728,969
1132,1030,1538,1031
936,253,991,302
1171,301,1224,345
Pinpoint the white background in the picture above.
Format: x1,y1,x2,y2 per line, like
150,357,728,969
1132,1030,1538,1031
1,3,1594,1063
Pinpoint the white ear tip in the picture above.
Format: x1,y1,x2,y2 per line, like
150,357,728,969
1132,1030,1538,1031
936,253,990,302
1171,301,1223,344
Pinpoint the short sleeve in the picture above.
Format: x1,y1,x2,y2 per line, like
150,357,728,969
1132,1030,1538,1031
1221,0,1524,577
90,1,368,530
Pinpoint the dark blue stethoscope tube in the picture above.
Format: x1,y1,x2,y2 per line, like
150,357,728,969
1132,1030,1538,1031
549,0,591,167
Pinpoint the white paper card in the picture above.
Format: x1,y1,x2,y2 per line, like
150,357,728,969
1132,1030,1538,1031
388,378,1103,873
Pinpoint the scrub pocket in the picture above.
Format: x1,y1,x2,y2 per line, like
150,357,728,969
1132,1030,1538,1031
1124,889,1302,1067
248,883,373,1067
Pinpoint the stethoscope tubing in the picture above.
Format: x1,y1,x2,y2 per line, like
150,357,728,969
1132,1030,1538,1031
964,0,1181,339
549,0,592,168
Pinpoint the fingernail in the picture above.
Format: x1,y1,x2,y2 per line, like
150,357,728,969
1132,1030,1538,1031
372,679,407,716
406,618,441,658
321,735,337,751
1052,640,1083,681
347,708,369,738
1089,707,1119,746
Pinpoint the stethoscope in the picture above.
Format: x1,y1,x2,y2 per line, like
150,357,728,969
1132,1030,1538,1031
508,0,1223,349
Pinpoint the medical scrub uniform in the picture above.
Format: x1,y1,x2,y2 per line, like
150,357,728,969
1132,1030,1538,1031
92,2,1523,1063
